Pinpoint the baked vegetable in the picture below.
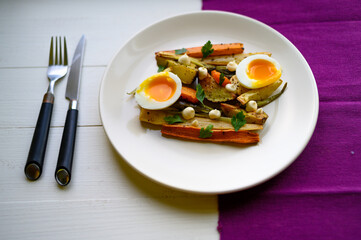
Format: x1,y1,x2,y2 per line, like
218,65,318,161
199,74,236,102
211,70,231,87
180,86,198,103
131,42,288,145
257,82,288,107
159,43,244,58
165,60,197,84
202,52,272,66
220,103,268,125
237,79,283,105
139,108,263,130
161,125,259,144
156,51,206,68
229,75,249,95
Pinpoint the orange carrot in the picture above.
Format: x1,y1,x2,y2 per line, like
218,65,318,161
180,86,198,103
211,70,231,87
160,43,244,58
161,125,259,144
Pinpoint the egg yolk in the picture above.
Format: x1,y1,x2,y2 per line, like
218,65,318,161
247,59,278,81
145,76,177,102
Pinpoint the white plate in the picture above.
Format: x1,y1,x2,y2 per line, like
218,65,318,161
99,11,319,194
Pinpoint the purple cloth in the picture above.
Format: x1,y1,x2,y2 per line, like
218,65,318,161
202,0,361,239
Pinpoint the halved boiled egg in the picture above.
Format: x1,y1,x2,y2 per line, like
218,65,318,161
135,72,182,110
236,54,282,89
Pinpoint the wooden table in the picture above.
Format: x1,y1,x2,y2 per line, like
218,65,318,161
0,1,218,239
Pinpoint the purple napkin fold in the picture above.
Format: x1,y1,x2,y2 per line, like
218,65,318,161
202,0,361,239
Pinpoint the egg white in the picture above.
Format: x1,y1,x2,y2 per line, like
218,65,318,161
135,72,182,110
236,54,282,89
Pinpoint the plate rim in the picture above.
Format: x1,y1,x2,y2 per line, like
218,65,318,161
99,10,319,194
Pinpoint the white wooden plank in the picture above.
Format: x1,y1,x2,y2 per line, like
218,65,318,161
0,126,218,240
0,199,218,240
0,0,202,68
0,126,218,201
0,0,219,239
0,67,103,127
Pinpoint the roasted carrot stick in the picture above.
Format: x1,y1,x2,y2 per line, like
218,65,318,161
180,86,198,103
211,70,231,87
160,43,244,58
161,125,259,144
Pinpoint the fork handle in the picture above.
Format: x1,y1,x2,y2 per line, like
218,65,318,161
24,93,54,181
55,105,78,186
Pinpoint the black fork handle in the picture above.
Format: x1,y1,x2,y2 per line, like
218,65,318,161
24,93,54,180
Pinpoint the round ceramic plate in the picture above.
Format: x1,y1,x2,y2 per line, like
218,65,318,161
99,11,319,194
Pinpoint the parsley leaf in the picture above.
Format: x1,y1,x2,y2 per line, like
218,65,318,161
231,112,246,132
201,40,214,59
175,48,187,55
196,84,205,106
157,65,166,72
164,115,184,124
199,124,213,138
219,72,225,86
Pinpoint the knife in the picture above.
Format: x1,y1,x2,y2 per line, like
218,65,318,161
55,35,85,186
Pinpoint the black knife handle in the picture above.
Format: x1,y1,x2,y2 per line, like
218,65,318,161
55,108,78,186
25,93,54,181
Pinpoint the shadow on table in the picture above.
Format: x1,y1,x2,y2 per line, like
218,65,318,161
107,141,218,215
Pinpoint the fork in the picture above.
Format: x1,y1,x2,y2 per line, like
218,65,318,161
25,36,68,181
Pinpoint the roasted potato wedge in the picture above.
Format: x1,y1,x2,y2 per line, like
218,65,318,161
156,55,169,67
178,117,262,130
199,74,236,102
229,75,249,95
155,51,205,68
165,60,197,84
220,103,268,125
202,52,272,66
139,108,263,130
237,79,283,105
257,82,288,107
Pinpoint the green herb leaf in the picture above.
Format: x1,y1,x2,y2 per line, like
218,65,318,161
164,115,184,124
196,84,205,106
199,124,213,138
175,48,187,55
157,65,166,72
219,72,225,86
201,40,214,59
231,112,246,132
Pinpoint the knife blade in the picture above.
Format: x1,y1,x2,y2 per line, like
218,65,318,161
65,35,85,102
55,35,85,186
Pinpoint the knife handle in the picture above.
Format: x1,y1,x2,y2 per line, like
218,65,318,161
25,93,54,181
55,107,78,186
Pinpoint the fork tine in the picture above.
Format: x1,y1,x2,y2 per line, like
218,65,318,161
55,37,58,65
64,37,68,66
59,36,63,65
49,37,54,66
